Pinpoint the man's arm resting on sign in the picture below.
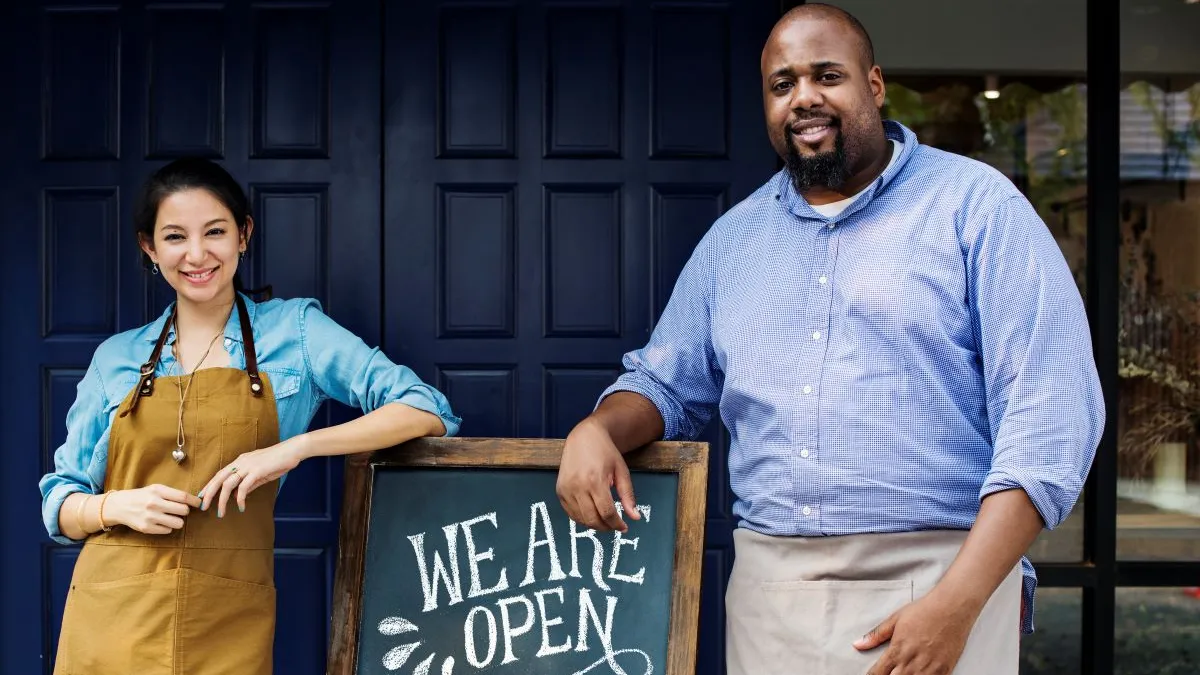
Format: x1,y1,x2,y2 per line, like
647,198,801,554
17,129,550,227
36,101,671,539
556,392,665,533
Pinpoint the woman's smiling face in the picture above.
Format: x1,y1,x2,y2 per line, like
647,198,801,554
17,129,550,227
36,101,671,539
140,188,251,307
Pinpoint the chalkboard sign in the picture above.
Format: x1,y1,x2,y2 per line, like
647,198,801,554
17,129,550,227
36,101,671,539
328,437,708,675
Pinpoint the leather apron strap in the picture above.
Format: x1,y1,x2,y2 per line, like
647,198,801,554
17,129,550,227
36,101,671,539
234,291,264,397
120,293,262,417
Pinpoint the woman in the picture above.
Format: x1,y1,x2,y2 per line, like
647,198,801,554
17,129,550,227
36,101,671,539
38,158,461,674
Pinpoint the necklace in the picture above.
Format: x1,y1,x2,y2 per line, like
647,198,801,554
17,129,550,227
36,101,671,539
168,316,227,464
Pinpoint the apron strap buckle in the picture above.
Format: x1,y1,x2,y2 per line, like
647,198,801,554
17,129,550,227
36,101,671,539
138,364,155,394
123,316,172,418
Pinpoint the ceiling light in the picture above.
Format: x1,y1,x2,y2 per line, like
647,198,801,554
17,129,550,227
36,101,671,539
983,74,1000,99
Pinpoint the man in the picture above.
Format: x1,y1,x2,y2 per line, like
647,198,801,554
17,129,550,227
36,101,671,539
555,4,1103,675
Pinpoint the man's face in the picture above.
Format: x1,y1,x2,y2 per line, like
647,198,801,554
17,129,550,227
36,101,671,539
761,17,885,192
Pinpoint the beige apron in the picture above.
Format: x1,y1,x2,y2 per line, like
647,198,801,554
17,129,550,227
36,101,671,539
726,528,1021,675
55,294,281,675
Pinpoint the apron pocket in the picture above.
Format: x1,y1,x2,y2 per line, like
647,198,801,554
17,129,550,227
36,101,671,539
759,578,913,675
219,416,260,465
217,415,277,520
175,568,277,675
57,568,179,675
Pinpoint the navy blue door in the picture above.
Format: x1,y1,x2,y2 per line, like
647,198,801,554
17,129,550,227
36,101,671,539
382,2,777,672
0,1,381,672
1,1,777,673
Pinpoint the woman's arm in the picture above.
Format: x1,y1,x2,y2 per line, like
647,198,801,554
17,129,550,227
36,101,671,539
57,492,101,541
45,354,205,538
200,300,460,516
294,400,446,459
300,299,461,435
200,401,447,517
40,360,108,544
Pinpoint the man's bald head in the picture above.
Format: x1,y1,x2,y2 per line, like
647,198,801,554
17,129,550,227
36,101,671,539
772,3,875,72
760,2,888,197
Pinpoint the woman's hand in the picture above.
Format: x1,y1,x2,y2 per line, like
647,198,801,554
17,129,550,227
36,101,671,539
199,437,308,517
107,485,202,534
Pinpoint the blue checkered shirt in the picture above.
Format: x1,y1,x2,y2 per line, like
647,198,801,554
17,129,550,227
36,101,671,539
602,121,1104,633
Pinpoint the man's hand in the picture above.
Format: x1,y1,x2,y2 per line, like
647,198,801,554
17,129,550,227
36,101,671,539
555,418,641,533
854,589,976,675
851,489,1041,673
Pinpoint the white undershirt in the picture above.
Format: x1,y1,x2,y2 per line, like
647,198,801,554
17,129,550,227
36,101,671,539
809,139,903,218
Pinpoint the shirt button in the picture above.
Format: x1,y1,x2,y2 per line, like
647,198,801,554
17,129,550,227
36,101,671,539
802,506,813,516
812,331,821,340
224,337,233,348
802,385,813,394
800,448,810,458
818,275,828,284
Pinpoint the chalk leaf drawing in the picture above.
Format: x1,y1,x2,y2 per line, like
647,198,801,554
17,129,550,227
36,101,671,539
378,616,455,674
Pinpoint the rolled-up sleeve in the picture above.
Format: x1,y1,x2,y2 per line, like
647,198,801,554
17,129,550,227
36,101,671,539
599,239,723,441
298,300,461,436
39,359,110,544
970,195,1105,528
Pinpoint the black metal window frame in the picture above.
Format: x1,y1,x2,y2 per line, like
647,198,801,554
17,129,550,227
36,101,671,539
777,2,1200,672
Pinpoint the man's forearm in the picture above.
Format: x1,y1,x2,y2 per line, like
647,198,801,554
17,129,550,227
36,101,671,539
587,391,666,453
931,488,1045,614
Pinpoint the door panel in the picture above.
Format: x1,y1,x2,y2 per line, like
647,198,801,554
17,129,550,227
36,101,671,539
382,3,777,673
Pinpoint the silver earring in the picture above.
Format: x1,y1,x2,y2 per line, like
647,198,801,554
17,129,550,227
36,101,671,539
152,263,159,275
239,250,245,261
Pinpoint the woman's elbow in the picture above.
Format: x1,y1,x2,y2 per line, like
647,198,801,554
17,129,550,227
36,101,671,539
423,411,448,437
384,400,451,438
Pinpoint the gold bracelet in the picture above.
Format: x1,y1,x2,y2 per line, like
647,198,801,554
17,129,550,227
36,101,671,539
98,492,113,532
74,494,91,534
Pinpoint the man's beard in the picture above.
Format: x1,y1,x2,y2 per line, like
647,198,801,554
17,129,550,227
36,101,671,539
784,128,849,193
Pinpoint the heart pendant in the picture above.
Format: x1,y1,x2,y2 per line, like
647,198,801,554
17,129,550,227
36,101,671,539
172,447,186,463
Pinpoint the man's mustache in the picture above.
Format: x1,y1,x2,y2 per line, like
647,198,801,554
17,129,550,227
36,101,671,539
787,115,841,133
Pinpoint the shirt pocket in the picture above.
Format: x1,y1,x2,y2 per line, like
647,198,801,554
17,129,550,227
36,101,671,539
261,367,303,436
261,367,302,400
102,376,138,423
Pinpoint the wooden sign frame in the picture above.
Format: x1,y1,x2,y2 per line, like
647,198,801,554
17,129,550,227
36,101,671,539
327,436,709,675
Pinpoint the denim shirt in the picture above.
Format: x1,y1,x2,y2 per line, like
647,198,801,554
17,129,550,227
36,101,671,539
39,293,461,544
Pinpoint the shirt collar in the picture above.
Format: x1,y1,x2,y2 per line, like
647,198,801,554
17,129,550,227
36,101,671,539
774,119,918,221
143,291,257,346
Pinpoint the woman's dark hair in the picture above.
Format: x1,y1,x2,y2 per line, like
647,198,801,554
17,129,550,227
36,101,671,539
133,158,270,298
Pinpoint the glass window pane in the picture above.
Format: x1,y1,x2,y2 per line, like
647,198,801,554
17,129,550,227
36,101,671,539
1116,587,1200,673
1021,588,1082,674
1117,0,1200,561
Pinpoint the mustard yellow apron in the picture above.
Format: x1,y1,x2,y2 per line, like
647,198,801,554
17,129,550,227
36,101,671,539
55,294,280,675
